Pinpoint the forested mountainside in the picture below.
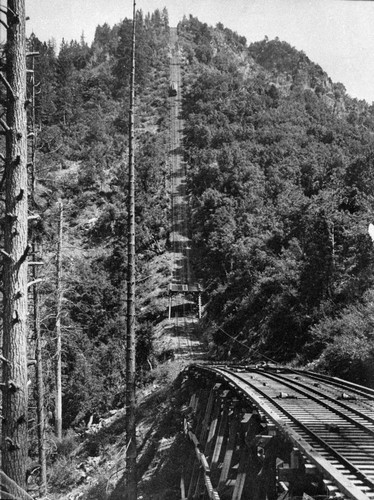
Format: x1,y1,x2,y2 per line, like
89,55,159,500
28,8,172,432
24,8,374,463
178,17,374,383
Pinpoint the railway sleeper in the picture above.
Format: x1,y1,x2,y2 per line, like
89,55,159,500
182,367,373,500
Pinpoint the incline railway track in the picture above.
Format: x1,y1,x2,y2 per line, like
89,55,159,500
167,28,203,345
182,364,374,500
174,313,195,357
169,26,190,286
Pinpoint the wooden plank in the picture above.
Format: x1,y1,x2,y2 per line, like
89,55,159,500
200,384,221,446
199,451,211,473
187,462,199,499
169,283,202,293
195,388,210,437
204,475,221,500
231,414,253,500
231,446,250,500
205,393,223,459
254,435,274,447
180,469,186,500
227,378,373,500
211,402,230,470
193,470,204,499
188,430,200,447
218,413,240,489
189,393,197,411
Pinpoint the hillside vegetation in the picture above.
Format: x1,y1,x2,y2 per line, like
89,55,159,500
20,10,374,496
28,9,172,433
179,16,374,384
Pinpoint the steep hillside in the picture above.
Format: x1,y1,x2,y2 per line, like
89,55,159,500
24,12,179,488
22,11,374,499
28,14,374,444
178,16,374,385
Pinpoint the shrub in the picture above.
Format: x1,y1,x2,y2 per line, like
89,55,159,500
308,292,374,385
55,429,79,457
85,477,109,500
314,332,374,386
48,456,79,491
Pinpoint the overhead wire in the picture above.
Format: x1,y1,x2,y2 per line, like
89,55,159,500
211,322,283,366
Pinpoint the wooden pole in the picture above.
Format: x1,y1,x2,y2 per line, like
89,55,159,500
55,201,63,440
125,1,137,498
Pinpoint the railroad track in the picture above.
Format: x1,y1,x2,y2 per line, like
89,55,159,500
168,28,202,330
169,27,188,285
183,364,374,500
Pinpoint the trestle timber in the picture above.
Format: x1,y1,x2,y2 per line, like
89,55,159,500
181,364,374,500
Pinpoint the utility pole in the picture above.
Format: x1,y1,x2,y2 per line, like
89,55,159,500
55,201,63,439
125,0,137,498
1,0,29,492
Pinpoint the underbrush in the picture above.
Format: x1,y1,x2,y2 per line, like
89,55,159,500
309,333,374,387
140,358,189,387
42,358,192,499
47,431,81,492
48,456,80,492
305,293,374,386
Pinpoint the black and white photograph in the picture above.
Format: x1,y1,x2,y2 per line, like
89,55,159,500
0,1,374,499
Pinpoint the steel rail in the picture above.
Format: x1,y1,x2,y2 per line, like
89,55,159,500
250,368,374,432
191,365,374,500
216,367,374,493
170,89,176,278
300,370,374,399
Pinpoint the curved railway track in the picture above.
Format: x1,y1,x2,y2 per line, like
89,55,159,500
183,364,374,500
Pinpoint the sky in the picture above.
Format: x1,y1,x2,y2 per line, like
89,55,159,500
20,0,374,104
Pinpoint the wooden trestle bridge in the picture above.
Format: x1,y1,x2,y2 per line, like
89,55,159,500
179,364,374,500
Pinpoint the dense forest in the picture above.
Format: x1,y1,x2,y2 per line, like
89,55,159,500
2,7,374,494
26,4,374,439
178,16,374,384
23,9,172,445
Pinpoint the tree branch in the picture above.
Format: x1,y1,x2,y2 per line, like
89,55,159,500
0,354,11,364
18,245,30,266
27,214,40,221
0,73,15,100
0,6,17,18
0,117,10,133
0,19,9,30
0,168,6,191
0,249,13,262
27,278,43,289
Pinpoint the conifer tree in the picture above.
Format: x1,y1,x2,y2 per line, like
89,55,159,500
1,0,29,492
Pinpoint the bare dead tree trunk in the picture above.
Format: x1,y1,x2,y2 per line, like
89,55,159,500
125,1,137,498
34,256,47,490
1,0,29,492
30,51,47,494
55,200,63,439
